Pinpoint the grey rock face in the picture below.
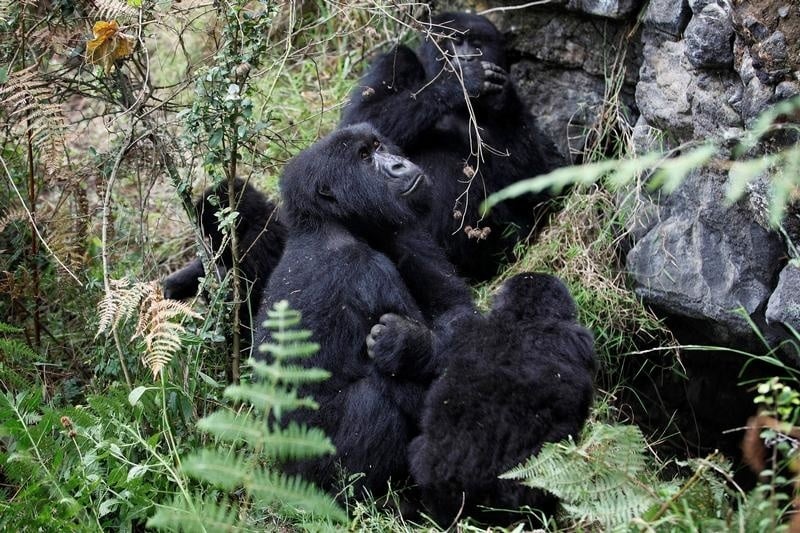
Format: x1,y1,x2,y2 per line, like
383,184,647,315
635,37,693,139
627,168,784,344
504,9,641,81
684,3,734,69
766,263,800,332
513,61,632,158
642,0,691,36
689,72,743,141
566,0,643,19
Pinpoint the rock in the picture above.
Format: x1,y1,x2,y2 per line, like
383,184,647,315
566,0,644,19
512,61,628,158
766,263,800,332
690,72,743,141
775,80,800,100
626,167,784,345
688,0,713,13
636,37,694,139
503,9,641,81
642,0,691,36
684,2,734,69
736,48,775,125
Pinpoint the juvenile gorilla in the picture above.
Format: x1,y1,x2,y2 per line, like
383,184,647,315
369,273,596,525
256,123,474,496
341,12,563,280
163,178,285,331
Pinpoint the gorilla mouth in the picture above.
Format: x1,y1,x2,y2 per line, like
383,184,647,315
401,174,425,196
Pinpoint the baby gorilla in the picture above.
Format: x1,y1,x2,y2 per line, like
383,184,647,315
368,273,597,525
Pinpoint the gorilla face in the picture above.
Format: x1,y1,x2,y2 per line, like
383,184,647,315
422,12,507,74
280,123,427,231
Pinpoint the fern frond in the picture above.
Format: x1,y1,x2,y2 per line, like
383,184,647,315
0,322,24,334
224,383,319,413
92,0,138,20
196,410,266,443
96,280,201,378
503,423,657,529
0,65,66,160
249,359,331,384
0,337,38,362
182,449,250,490
248,469,348,523
147,493,257,533
0,207,26,234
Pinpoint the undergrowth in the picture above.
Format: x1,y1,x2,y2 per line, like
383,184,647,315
1,0,799,531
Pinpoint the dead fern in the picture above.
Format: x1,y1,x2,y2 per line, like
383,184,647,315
97,279,201,379
0,65,67,164
0,208,26,234
92,0,138,21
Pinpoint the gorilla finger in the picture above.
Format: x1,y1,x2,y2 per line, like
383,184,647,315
481,61,506,74
484,68,507,84
379,313,401,326
482,81,504,93
370,323,385,339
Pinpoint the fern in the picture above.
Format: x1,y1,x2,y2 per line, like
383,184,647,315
0,64,66,160
503,423,735,530
0,322,39,392
147,493,260,533
148,300,346,530
96,279,201,378
92,0,139,20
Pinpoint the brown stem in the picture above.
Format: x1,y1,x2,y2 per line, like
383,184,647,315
227,130,241,384
20,7,41,347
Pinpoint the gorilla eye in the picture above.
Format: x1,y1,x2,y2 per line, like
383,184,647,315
372,140,381,149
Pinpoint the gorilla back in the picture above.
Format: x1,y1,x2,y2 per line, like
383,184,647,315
255,124,434,496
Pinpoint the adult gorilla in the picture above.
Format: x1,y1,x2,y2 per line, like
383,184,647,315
341,12,563,280
368,273,597,525
256,123,474,496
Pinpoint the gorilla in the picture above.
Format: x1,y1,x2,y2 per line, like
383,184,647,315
341,12,564,281
367,273,597,525
163,178,286,333
256,123,475,496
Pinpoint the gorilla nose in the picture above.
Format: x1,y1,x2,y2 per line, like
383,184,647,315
381,153,421,180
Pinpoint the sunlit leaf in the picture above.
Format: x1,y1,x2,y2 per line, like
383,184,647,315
85,20,135,74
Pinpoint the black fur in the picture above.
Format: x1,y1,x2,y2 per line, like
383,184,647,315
370,273,596,525
341,12,564,280
163,178,286,332
256,123,473,496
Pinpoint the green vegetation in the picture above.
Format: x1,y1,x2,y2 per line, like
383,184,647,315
1,1,799,531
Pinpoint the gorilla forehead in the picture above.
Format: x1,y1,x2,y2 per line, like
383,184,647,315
281,124,379,187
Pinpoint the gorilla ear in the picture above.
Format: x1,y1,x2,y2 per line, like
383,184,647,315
317,184,336,201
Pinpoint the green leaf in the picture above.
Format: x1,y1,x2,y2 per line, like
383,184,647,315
127,386,153,406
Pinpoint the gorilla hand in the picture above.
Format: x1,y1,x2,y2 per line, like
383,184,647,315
367,313,432,376
459,61,507,98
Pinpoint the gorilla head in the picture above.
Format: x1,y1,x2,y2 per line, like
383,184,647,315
279,123,427,233
492,272,579,322
420,12,508,80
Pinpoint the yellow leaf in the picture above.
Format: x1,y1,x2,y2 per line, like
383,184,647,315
86,20,134,74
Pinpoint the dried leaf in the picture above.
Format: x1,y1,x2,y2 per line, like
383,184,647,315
85,20,134,74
